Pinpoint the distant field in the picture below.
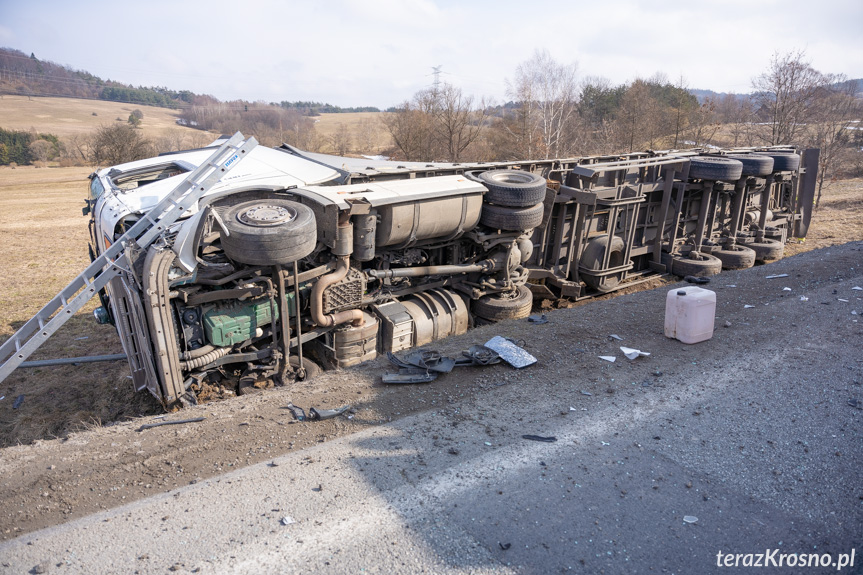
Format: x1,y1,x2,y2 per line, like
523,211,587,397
0,95,203,140
314,111,392,155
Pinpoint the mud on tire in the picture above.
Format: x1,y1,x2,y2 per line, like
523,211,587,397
671,252,722,277
472,285,533,322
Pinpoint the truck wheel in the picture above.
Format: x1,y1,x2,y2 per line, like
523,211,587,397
290,356,322,380
763,152,800,172
473,285,533,321
713,245,756,270
480,202,544,231
726,154,774,177
688,156,743,181
479,170,547,207
221,199,317,265
748,238,784,262
671,252,722,277
579,235,626,292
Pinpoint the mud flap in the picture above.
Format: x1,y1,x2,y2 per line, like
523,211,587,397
794,148,820,238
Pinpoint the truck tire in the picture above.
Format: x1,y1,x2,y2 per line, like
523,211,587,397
688,156,743,181
480,202,544,231
478,170,547,207
671,252,722,277
579,235,626,292
727,154,774,177
713,244,756,270
748,238,784,262
472,285,533,321
221,199,317,265
763,152,800,172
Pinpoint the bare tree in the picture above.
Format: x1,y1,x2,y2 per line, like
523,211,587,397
752,50,828,145
808,77,861,206
433,83,489,162
329,123,353,156
507,50,579,158
88,124,153,166
382,97,436,161
717,94,755,147
356,117,383,153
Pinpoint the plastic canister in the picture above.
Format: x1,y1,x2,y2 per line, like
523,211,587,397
664,286,716,344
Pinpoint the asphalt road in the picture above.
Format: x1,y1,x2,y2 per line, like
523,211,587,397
1,242,861,574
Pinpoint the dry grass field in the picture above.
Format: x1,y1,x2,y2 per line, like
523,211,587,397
314,111,392,155
0,164,860,447
0,95,205,141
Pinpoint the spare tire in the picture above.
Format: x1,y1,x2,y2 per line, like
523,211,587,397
221,199,317,265
472,285,533,322
579,235,627,292
479,170,547,207
688,156,744,181
480,202,544,231
727,154,775,177
762,152,800,172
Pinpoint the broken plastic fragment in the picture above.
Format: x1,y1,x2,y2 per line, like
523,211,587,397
726,285,736,288
852,287,862,291
280,516,296,525
800,296,809,302
744,305,755,309
782,287,791,291
599,355,616,362
484,336,537,368
765,274,788,279
838,298,849,302
528,314,549,324
580,390,593,396
608,334,623,341
308,405,351,421
522,435,557,442
569,406,577,411
683,516,698,524
620,346,650,360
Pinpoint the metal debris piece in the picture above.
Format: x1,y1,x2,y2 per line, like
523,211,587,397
528,314,549,324
838,298,849,302
522,435,557,442
853,286,862,291
484,336,537,368
800,296,809,302
599,355,616,362
285,403,307,422
765,274,789,279
12,394,24,409
308,405,351,421
620,346,650,360
280,516,296,526
462,345,501,366
580,390,593,396
744,305,755,309
382,368,437,384
683,516,699,524
137,417,205,431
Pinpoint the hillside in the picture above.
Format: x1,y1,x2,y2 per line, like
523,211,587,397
0,95,200,140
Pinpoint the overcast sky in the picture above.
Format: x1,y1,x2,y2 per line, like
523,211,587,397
1,0,861,108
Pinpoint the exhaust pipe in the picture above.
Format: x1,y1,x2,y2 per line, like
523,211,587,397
311,256,364,328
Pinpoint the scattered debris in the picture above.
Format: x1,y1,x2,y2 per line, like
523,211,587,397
580,390,593,396
499,542,512,551
838,298,849,302
484,441,492,446
268,461,280,467
726,285,737,288
528,314,549,324
800,296,809,302
683,516,699,524
599,355,616,362
12,395,24,409
569,406,577,411
137,417,205,432
485,336,537,368
522,434,557,442
308,405,351,421
609,334,624,341
0,396,4,401
601,441,610,446
782,287,792,291
462,345,501,366
448,447,460,455
620,346,650,360
765,274,789,279
684,275,711,284
744,305,755,309
848,398,862,410
280,516,296,526
382,369,437,384
285,404,307,422
724,321,732,328
853,287,862,291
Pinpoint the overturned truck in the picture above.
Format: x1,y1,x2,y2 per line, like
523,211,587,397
28,136,822,406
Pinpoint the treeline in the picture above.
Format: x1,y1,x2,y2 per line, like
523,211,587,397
0,127,60,165
278,101,380,115
0,48,214,109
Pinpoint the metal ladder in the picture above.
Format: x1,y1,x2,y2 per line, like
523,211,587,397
0,132,258,384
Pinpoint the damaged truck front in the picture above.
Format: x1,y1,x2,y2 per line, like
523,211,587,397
83,138,817,407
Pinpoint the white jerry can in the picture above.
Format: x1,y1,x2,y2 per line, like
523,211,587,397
664,286,716,344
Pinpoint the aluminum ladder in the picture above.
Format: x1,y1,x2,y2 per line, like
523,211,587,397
0,132,258,384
